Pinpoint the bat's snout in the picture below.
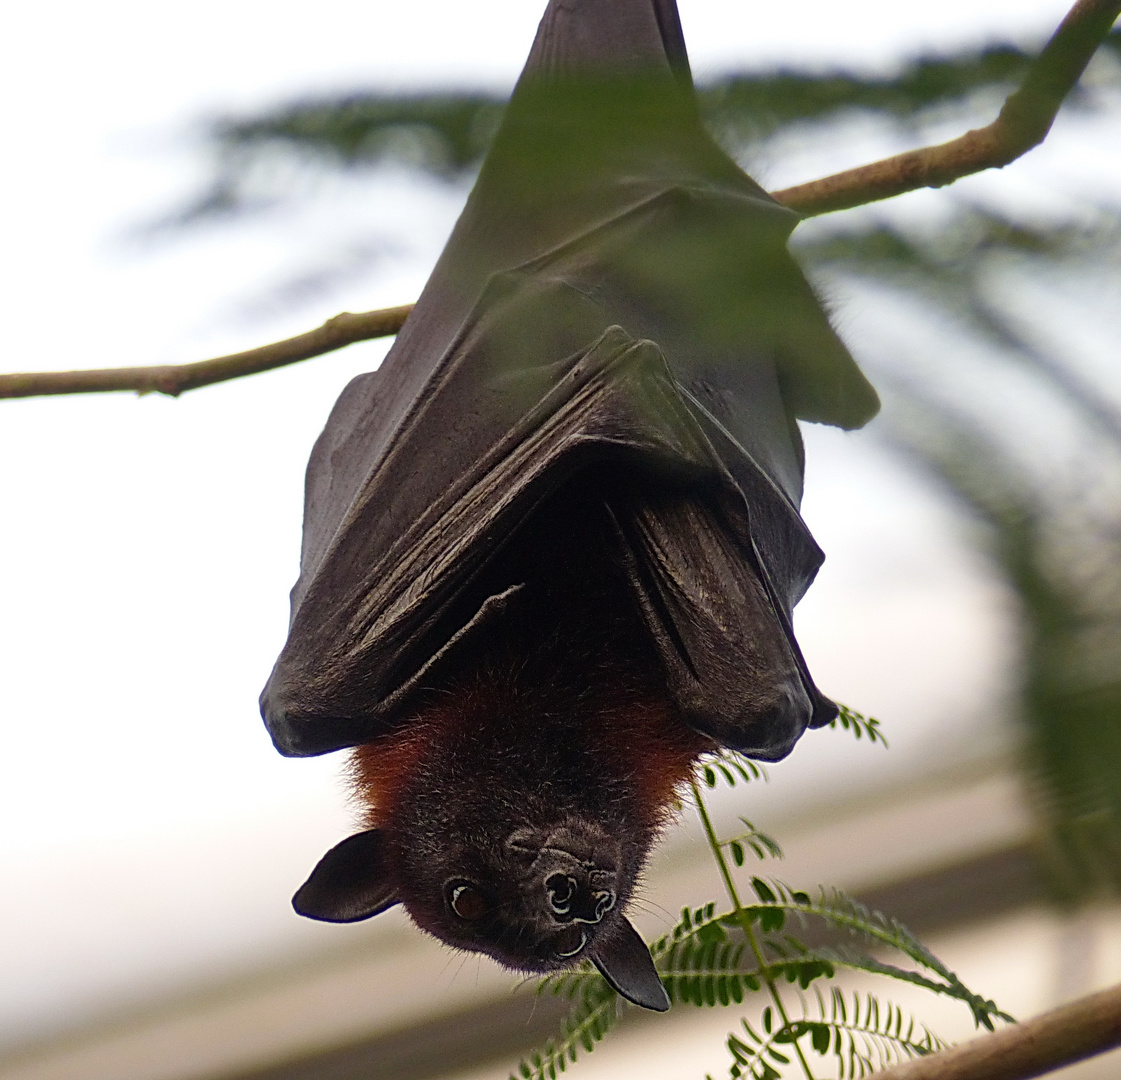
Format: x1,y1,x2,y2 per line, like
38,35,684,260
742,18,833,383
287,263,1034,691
504,823,624,933
544,870,617,925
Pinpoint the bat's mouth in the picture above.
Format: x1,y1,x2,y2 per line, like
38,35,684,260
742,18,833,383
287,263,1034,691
553,924,587,957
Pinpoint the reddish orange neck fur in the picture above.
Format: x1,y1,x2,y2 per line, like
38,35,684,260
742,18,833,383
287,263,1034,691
350,675,709,834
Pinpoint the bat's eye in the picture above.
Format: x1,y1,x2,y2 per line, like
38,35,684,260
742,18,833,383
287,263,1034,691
554,925,586,958
447,882,488,921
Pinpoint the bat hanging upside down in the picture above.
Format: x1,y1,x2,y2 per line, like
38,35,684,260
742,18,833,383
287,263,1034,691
260,0,878,1012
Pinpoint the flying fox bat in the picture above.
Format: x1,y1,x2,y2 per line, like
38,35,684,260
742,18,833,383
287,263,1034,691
260,0,878,1012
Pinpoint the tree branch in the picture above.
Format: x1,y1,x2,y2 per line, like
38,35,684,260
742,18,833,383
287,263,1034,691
774,0,1121,215
873,981,1121,1080
0,306,413,399
2,0,1116,401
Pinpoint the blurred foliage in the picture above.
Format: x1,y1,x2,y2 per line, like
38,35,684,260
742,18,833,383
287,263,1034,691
889,398,1121,902
173,28,1121,903
172,29,1121,223
800,203,1121,899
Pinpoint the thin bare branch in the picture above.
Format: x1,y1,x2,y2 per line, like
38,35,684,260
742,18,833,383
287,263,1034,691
873,981,1121,1080
2,0,1116,401
774,0,1121,215
0,305,414,400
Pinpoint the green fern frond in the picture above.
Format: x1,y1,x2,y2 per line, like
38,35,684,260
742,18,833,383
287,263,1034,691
518,889,1007,1077
724,987,946,1080
810,945,1011,1029
830,705,889,746
511,967,621,1080
640,887,1010,1029
748,880,938,964
738,880,1013,1028
655,907,754,1007
524,905,732,1070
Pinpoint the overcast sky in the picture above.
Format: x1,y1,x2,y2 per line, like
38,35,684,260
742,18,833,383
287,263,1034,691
0,0,1106,1049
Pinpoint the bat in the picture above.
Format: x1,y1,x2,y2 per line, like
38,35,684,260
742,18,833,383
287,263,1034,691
260,0,878,1012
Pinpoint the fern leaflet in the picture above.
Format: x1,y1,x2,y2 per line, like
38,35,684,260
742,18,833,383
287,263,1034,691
721,987,944,1080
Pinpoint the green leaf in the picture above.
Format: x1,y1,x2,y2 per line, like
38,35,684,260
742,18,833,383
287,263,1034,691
760,907,786,933
697,921,728,946
512,965,623,1080
829,705,889,747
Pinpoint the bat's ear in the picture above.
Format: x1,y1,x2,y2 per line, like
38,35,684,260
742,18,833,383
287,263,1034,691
293,829,400,923
589,916,670,1012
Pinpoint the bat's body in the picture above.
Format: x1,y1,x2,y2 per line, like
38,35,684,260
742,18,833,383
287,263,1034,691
261,0,877,1010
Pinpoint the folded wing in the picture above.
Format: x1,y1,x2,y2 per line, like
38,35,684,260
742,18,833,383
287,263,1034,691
261,0,878,759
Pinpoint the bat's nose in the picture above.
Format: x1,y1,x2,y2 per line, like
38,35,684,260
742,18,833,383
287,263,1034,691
545,871,617,924
578,887,617,924
545,872,577,915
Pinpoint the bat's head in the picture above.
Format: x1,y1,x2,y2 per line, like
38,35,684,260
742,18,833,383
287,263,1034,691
291,805,671,1011
395,816,627,967
301,818,670,1012
290,671,705,1011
